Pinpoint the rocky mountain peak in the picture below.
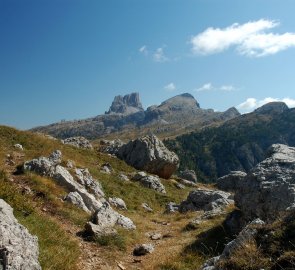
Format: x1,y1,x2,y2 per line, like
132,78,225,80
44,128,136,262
254,102,289,115
223,107,241,118
106,92,144,115
159,93,200,109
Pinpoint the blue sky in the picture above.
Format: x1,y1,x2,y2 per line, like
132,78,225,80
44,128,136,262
1,0,295,129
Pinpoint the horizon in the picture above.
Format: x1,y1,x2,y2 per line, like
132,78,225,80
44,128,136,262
1,0,295,129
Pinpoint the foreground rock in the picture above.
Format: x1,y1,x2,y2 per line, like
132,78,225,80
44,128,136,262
0,199,41,270
24,151,103,212
216,171,246,192
132,172,166,193
179,169,197,183
117,134,179,179
62,136,93,149
235,144,295,222
179,189,232,213
133,244,154,256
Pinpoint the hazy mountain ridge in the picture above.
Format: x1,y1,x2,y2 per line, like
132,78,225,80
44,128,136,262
31,92,240,140
165,102,295,182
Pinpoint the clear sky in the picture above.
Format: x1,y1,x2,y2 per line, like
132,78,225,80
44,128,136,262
1,0,295,129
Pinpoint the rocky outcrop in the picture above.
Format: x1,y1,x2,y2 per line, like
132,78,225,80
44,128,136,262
179,189,233,213
24,151,103,212
132,172,166,193
179,169,197,183
117,134,179,179
24,151,136,236
235,144,295,222
106,92,144,115
0,199,41,270
62,136,93,149
216,171,246,192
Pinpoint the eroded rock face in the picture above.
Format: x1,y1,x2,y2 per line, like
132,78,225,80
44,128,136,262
117,134,179,179
179,189,232,213
132,172,166,193
0,199,41,270
179,169,197,183
235,144,295,222
216,171,246,192
62,136,93,149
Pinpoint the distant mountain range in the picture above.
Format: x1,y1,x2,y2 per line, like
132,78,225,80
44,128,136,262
164,101,295,182
31,92,240,139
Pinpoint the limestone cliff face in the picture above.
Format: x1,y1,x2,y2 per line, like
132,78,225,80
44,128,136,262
106,93,144,115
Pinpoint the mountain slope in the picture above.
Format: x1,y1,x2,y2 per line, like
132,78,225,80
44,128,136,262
164,102,295,182
31,92,240,140
1,125,222,270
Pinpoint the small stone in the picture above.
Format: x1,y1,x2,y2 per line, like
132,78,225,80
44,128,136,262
14,144,24,151
141,203,153,212
150,233,162,240
118,173,129,182
109,197,127,210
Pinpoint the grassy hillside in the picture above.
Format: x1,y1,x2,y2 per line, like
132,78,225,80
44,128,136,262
165,107,295,182
0,125,232,269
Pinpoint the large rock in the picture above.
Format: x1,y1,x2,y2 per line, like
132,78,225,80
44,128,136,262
216,171,246,192
179,169,197,183
132,172,166,193
62,136,93,149
179,189,232,213
0,199,41,270
235,144,295,222
92,202,136,230
117,134,179,179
